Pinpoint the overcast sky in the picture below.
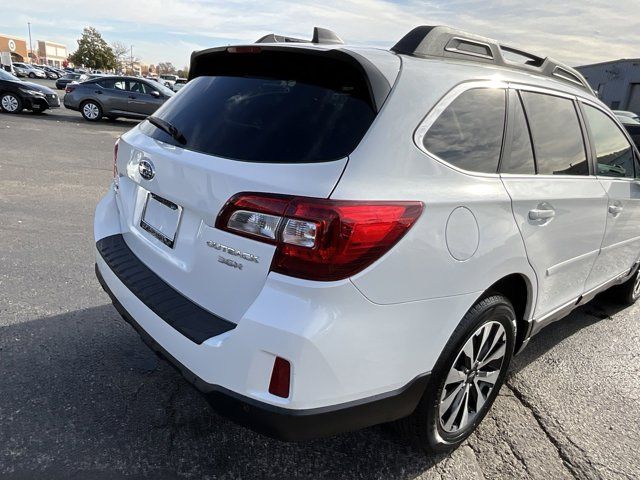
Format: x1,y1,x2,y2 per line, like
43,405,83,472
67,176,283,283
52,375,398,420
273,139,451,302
2,0,637,68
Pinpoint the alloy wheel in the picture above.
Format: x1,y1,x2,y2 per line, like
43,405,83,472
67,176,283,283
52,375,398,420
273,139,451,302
83,103,100,120
1,95,19,112
439,320,507,434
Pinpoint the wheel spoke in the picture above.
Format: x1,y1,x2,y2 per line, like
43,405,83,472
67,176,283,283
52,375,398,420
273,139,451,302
440,381,465,414
478,328,503,364
477,323,491,362
471,379,482,411
462,340,475,367
443,384,467,430
444,366,466,386
479,342,506,367
458,386,470,429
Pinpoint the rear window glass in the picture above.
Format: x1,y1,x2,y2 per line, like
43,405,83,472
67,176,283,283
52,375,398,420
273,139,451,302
140,53,376,163
422,88,506,173
521,92,588,176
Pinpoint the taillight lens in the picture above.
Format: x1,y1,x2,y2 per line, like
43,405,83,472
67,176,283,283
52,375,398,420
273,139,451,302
113,137,120,180
65,85,75,93
216,193,423,281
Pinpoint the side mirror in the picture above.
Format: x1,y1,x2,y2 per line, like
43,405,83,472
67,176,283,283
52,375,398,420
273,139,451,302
150,90,161,98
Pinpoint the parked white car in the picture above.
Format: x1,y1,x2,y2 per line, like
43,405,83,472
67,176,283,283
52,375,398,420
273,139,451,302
159,74,178,89
94,26,640,452
12,62,46,79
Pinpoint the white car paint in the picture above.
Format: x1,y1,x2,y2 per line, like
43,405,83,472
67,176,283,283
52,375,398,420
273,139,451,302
94,38,640,432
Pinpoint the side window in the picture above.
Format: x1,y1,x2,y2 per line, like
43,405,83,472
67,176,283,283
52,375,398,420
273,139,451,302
423,88,506,173
502,93,535,174
97,79,114,89
521,92,588,175
584,105,634,178
127,81,148,94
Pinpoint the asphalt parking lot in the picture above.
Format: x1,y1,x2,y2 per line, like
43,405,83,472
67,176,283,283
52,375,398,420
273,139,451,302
1,79,639,480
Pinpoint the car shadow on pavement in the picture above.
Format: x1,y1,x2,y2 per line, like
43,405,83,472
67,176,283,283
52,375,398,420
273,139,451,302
0,304,447,480
510,292,627,375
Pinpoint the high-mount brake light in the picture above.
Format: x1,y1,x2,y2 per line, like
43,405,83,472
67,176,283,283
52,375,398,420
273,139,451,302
216,193,424,281
227,46,262,54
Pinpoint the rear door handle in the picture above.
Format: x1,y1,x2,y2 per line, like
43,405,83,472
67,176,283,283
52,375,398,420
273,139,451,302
608,204,623,215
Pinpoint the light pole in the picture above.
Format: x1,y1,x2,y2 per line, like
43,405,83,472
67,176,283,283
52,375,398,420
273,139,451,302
130,45,134,74
27,22,33,63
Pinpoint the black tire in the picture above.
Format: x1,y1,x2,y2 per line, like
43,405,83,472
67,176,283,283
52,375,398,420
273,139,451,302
80,100,102,121
28,72,35,78
612,267,640,306
0,93,23,114
396,294,516,454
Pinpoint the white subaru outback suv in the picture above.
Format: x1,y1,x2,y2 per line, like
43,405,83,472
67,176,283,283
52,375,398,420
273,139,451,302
94,26,640,452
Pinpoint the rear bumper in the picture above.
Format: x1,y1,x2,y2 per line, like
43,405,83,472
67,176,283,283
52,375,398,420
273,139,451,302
95,262,430,440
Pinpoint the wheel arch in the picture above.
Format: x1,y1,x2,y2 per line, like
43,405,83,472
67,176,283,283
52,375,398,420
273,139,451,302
485,273,535,354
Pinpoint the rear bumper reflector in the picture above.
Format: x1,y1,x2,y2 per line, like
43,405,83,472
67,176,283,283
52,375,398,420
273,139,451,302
96,234,236,344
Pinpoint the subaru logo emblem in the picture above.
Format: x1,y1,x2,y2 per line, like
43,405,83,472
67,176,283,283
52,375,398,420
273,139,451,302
138,159,155,180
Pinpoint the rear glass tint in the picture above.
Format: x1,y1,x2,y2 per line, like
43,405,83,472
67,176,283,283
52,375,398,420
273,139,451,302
520,92,588,176
140,52,376,163
423,88,506,173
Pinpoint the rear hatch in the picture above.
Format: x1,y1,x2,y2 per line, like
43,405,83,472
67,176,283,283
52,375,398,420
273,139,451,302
114,46,393,325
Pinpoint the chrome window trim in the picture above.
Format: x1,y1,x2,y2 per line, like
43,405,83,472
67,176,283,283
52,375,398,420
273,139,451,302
414,80,599,179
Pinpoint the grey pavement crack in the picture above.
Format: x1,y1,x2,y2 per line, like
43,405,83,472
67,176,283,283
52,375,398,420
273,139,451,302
506,382,582,480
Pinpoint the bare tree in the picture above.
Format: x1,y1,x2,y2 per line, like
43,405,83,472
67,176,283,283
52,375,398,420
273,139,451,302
111,41,134,73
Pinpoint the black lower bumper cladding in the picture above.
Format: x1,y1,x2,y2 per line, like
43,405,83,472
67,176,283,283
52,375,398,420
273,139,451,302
96,234,236,344
95,235,430,441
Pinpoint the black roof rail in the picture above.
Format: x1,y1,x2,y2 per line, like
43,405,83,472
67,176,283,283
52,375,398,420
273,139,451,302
391,26,593,94
256,27,344,45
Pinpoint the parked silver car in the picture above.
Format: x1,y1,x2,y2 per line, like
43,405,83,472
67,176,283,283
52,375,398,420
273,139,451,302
12,62,46,79
63,75,174,121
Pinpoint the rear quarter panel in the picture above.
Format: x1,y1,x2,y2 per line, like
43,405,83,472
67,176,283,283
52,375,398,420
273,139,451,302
332,57,536,307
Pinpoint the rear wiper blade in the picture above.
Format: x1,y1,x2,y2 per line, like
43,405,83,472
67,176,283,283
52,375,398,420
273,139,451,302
147,116,187,145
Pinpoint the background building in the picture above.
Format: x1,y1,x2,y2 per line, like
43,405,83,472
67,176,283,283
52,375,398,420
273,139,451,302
0,33,28,63
37,40,68,67
577,59,640,114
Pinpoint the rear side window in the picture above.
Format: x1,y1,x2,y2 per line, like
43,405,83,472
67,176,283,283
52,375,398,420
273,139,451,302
520,92,587,175
141,52,376,163
423,88,506,173
584,105,635,178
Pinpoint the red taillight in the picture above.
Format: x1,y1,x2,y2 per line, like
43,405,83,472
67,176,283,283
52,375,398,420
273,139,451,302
65,85,75,93
268,357,291,398
216,193,423,281
113,138,120,179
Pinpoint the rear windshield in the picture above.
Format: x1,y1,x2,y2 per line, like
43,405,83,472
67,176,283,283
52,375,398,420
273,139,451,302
140,51,376,163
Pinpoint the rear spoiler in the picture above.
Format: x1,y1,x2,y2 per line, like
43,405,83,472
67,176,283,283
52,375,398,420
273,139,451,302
188,45,393,113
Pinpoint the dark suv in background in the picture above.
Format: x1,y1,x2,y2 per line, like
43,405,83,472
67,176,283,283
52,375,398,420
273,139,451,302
63,76,174,121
